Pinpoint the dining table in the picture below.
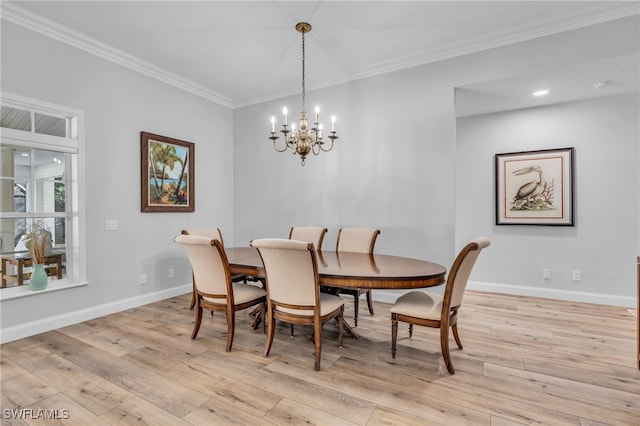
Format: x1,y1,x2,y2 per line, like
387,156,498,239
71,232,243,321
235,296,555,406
225,247,447,337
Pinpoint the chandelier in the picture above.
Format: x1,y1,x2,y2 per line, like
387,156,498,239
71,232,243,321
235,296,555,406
269,22,338,166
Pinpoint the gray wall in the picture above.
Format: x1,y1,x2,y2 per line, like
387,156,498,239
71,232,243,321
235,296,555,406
233,16,639,305
1,21,234,334
1,14,638,341
456,94,639,302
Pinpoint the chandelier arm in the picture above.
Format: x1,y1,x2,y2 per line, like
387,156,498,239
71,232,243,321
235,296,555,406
318,139,335,152
271,137,290,152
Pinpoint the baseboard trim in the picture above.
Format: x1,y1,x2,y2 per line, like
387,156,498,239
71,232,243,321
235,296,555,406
467,281,636,307
0,284,191,344
371,281,636,308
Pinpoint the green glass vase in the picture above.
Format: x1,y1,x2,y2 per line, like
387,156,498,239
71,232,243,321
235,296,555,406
30,264,48,291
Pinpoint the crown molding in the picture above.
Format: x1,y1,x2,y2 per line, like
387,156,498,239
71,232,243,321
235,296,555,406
1,3,233,109
2,2,638,110
235,3,639,108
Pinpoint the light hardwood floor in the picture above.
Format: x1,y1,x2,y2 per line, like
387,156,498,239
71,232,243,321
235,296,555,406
1,291,638,425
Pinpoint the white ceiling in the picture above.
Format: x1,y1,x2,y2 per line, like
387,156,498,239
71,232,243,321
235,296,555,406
3,1,639,113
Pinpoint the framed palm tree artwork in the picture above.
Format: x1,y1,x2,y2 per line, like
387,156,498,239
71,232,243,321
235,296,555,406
141,132,195,213
495,147,574,226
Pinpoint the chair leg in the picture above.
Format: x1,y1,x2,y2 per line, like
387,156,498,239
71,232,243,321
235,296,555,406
409,323,413,337
290,324,294,337
440,325,455,374
225,310,235,352
264,307,276,357
452,323,463,350
189,279,196,309
391,315,398,358
191,303,203,339
313,319,322,371
366,289,375,315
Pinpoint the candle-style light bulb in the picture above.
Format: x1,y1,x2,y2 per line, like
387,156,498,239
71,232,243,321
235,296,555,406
331,115,336,132
271,116,275,132
315,105,319,123
283,107,288,125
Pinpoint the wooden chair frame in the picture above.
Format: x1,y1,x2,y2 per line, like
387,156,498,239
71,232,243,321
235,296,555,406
391,239,488,374
252,238,344,371
175,235,266,352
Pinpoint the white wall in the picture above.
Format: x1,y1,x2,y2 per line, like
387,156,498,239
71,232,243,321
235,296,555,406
1,21,234,337
456,94,639,304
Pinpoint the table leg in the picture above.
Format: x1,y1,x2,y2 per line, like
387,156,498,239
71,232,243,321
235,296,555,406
56,255,63,279
17,259,24,285
342,319,360,339
1,257,6,288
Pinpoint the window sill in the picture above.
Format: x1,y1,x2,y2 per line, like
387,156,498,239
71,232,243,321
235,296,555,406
0,280,89,301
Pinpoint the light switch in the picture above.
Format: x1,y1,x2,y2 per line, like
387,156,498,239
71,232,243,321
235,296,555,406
105,219,118,231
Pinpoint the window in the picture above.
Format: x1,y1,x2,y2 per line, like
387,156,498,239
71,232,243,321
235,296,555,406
0,93,85,294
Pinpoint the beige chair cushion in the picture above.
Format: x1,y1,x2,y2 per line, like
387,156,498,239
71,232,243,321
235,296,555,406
202,282,266,306
336,227,379,253
275,292,344,316
390,291,443,320
252,238,317,307
289,226,327,251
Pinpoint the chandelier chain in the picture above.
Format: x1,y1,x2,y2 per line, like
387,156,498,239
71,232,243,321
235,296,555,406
301,30,306,112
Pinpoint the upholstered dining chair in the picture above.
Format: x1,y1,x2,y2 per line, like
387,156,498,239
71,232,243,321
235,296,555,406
288,226,328,251
181,228,250,309
329,227,381,326
174,235,267,352
390,237,490,374
250,238,345,371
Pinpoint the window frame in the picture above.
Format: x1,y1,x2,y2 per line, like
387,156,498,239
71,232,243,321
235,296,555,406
0,93,87,300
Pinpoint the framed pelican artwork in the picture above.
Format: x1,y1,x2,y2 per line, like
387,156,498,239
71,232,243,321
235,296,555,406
495,147,574,226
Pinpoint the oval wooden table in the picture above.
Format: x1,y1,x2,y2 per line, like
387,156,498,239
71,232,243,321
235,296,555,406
225,247,447,337
226,247,446,289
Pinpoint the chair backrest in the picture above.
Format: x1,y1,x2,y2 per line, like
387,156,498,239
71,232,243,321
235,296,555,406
336,227,381,254
445,237,490,310
251,238,319,309
288,227,328,251
174,235,231,299
181,228,224,246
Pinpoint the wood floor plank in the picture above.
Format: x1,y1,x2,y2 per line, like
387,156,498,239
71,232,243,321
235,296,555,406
0,357,59,409
22,392,109,426
1,290,638,425
60,347,210,419
262,397,360,425
189,350,377,425
182,397,276,426
100,396,191,426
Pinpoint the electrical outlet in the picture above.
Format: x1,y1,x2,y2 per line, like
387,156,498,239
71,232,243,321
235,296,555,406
139,273,147,284
542,269,552,280
168,268,175,278
572,270,582,281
